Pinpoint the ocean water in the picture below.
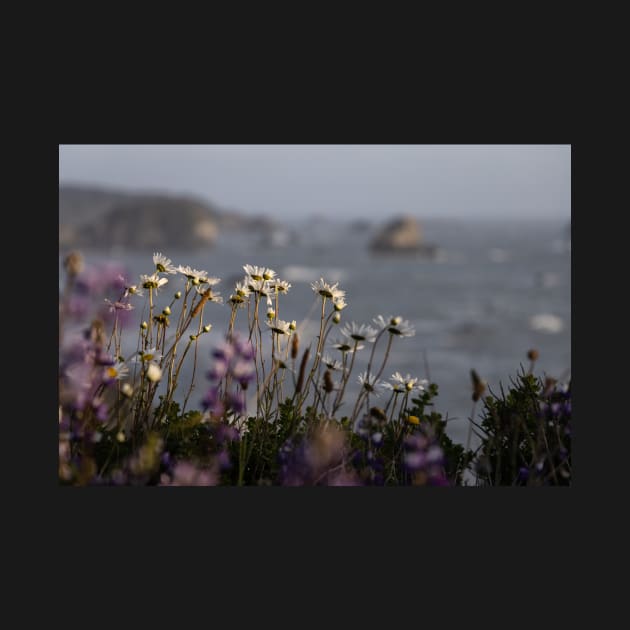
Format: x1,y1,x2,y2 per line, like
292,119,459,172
60,217,571,445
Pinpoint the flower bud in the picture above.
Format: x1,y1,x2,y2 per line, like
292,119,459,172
116,431,126,443
390,316,402,326
203,324,212,333
527,349,539,361
267,308,276,320
332,312,341,324
174,291,182,299
146,363,162,382
141,321,148,330
162,306,171,316
190,334,197,341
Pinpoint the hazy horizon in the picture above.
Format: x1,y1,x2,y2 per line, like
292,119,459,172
59,145,571,221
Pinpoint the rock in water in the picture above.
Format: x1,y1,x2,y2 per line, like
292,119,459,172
369,215,435,256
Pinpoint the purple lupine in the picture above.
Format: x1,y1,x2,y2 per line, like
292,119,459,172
403,430,449,486
202,333,256,417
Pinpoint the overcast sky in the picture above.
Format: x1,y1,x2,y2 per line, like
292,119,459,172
59,145,570,220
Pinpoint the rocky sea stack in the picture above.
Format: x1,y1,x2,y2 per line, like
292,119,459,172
59,185,276,251
369,215,436,256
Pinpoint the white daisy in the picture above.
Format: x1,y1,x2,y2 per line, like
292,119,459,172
340,322,378,343
104,361,129,381
124,284,144,298
373,315,415,337
321,353,343,371
234,280,251,297
331,339,365,354
152,252,177,274
311,278,346,301
134,347,163,363
266,319,293,335
140,273,169,292
269,279,291,293
194,285,223,304
357,371,386,396
228,294,247,307
243,265,276,281
247,278,274,305
386,372,428,393
177,265,210,285
333,297,347,311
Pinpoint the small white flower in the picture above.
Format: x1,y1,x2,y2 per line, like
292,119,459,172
321,353,343,371
146,362,162,382
177,265,211,284
124,284,144,298
194,285,223,304
228,294,247,307
104,361,129,381
266,319,293,335
140,273,169,292
246,278,269,294
340,322,378,343
357,371,386,396
331,339,365,353
311,278,346,301
333,297,347,311
386,372,428,393
243,264,276,281
134,347,163,363
121,383,134,397
269,279,291,293
247,278,273,305
234,280,251,297
373,315,415,337
152,252,177,274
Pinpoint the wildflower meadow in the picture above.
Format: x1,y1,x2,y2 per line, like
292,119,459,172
58,251,571,486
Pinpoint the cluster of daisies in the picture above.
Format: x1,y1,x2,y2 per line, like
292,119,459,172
137,252,222,301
